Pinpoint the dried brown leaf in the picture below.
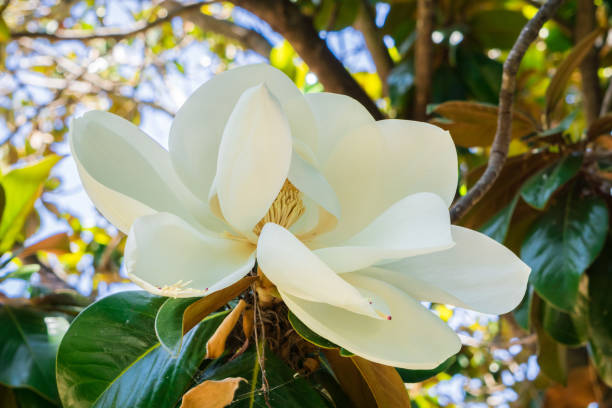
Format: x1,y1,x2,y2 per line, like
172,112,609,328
180,378,245,408
205,299,247,359
431,101,536,147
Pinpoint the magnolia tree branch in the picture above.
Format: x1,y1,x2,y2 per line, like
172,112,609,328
10,2,272,56
576,0,602,125
414,0,434,121
229,0,385,120
353,0,393,96
449,0,564,222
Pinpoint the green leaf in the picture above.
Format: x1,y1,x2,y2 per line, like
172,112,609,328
587,237,612,386
531,295,567,384
0,306,70,404
546,27,604,119
202,344,328,407
155,276,256,357
0,264,40,283
0,155,61,251
480,194,519,243
13,388,59,408
541,298,587,346
513,285,533,331
154,296,200,356
521,154,583,210
288,310,337,349
521,188,609,311
396,356,455,383
469,9,528,50
0,17,10,43
56,291,229,408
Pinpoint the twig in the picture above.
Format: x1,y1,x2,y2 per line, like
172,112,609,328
353,0,393,96
0,0,11,15
414,0,434,121
449,0,564,222
576,0,602,125
229,0,385,120
600,79,612,116
11,1,272,56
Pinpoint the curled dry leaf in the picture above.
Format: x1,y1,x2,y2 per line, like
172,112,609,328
431,101,536,147
206,299,247,359
180,377,246,408
242,306,254,339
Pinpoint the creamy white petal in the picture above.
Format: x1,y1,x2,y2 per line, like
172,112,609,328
288,151,340,220
125,212,255,298
305,92,375,164
69,111,212,233
169,64,316,203
316,122,386,245
211,84,292,238
377,120,458,208
256,223,379,318
355,226,531,315
281,274,461,369
314,192,453,273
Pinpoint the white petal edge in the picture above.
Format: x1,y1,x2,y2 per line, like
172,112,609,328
355,226,531,315
169,64,317,203
69,110,217,233
377,119,458,208
304,92,375,165
256,223,379,319
281,274,461,369
314,192,454,273
125,212,255,298
211,84,292,238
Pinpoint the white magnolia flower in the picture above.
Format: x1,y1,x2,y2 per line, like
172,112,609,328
70,64,530,369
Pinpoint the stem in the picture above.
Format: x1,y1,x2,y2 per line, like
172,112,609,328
414,0,435,121
450,0,565,222
576,0,602,125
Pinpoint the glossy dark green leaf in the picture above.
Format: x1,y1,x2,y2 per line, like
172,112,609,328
520,154,583,210
457,48,502,104
513,285,533,331
288,310,337,349
396,356,456,383
587,237,612,386
521,189,609,311
202,344,328,407
154,276,256,357
541,299,587,346
56,290,229,408
531,295,567,384
154,296,200,356
480,195,519,243
13,388,59,408
0,306,69,404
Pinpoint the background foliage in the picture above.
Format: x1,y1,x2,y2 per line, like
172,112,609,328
0,0,611,407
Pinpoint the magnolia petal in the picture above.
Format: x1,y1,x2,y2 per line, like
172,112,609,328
169,64,316,203
211,84,292,238
288,151,340,218
305,92,375,164
281,274,461,369
317,122,386,245
377,120,458,208
125,212,255,298
70,111,211,233
314,192,453,272
256,223,379,318
358,226,531,315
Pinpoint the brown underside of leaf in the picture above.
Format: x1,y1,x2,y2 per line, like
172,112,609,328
179,377,245,408
206,299,247,359
182,276,257,335
543,366,597,408
458,152,558,230
18,232,71,259
431,101,536,147
324,349,411,408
